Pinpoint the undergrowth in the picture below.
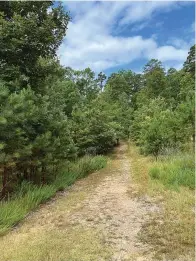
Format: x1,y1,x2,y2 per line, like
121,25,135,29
128,142,195,260
0,155,107,236
149,153,195,190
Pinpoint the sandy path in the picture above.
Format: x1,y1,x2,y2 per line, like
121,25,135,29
69,144,157,260
0,144,157,261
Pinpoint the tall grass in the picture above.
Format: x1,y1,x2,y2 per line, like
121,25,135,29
54,155,107,190
128,143,195,259
0,155,107,236
149,152,195,190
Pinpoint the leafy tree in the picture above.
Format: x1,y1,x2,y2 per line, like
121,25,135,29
0,1,70,88
164,68,184,107
177,73,195,144
143,59,166,99
64,67,99,102
97,72,107,91
105,74,130,101
133,98,174,157
71,96,121,155
183,45,195,77
143,59,164,74
0,1,72,197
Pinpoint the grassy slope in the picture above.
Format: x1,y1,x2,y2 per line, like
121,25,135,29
128,143,195,260
0,155,107,236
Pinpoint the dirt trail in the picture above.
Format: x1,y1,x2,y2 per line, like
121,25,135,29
69,144,157,260
0,144,158,261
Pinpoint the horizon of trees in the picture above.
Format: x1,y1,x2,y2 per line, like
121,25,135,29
0,1,195,198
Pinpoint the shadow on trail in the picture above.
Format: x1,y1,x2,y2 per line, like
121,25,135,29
107,142,128,160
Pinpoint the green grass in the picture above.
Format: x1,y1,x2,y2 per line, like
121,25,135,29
149,152,195,190
0,155,107,236
128,143,195,260
54,155,107,190
0,184,56,235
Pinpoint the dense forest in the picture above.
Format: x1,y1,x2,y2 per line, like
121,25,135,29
0,1,195,201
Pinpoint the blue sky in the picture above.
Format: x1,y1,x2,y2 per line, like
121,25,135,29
58,1,195,75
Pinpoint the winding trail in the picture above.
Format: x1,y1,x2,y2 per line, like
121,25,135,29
0,144,157,261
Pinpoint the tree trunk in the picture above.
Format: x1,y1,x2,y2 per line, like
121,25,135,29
1,165,8,199
192,133,195,149
30,166,33,182
23,168,28,180
41,164,46,184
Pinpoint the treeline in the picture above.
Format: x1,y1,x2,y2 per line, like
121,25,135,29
0,1,195,198
0,2,120,198
104,48,195,157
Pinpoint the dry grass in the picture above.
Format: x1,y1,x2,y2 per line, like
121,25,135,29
0,226,111,261
128,142,195,260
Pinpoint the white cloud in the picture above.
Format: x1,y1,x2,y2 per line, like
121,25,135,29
167,38,190,49
59,34,158,71
147,45,188,62
118,1,176,25
58,1,191,72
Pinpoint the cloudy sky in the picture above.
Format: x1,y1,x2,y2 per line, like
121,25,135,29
58,1,195,75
